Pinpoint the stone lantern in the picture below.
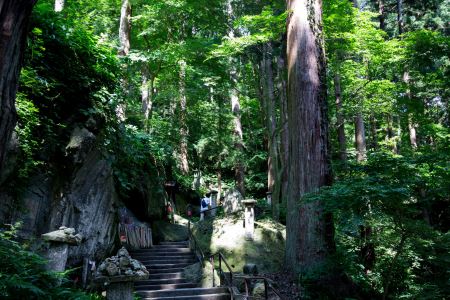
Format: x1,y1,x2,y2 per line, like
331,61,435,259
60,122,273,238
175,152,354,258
41,226,82,272
266,191,272,206
210,189,218,217
242,199,257,241
94,247,149,300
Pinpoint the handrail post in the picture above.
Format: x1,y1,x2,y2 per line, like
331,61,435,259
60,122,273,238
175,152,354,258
219,254,222,286
211,255,215,287
229,261,233,286
244,278,249,296
264,279,268,299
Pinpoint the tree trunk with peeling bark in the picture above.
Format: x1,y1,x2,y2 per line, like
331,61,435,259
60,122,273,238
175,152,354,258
285,0,335,274
178,60,189,175
0,0,37,172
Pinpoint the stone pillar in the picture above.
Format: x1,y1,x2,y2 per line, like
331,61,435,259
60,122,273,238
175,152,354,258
45,243,69,272
41,226,82,272
242,199,257,241
106,282,134,300
210,189,218,217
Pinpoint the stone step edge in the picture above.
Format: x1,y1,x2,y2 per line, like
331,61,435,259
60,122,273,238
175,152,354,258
139,293,231,300
137,287,229,296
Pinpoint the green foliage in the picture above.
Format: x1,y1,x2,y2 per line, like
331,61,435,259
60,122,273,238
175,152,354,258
11,1,120,185
210,6,287,58
109,125,166,196
304,149,450,298
0,224,102,300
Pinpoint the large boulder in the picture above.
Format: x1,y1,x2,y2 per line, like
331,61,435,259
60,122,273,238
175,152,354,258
223,188,243,214
65,126,96,164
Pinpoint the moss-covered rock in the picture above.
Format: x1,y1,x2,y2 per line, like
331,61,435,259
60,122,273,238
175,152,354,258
192,216,285,274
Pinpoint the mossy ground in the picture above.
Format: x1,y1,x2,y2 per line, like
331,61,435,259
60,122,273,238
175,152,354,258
191,215,286,274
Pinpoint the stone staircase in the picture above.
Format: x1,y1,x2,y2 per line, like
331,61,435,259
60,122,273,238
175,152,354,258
130,241,230,300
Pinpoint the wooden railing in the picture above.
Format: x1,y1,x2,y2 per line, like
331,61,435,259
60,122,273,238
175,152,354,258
235,275,284,300
118,223,153,249
187,224,205,267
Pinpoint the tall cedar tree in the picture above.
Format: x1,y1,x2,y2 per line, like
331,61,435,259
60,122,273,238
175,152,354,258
285,0,335,273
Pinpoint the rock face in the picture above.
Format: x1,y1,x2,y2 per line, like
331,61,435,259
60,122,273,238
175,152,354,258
0,123,165,268
56,148,119,265
0,127,118,266
223,188,243,214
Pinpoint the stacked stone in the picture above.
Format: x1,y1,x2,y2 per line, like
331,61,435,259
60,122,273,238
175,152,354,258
95,247,149,300
96,247,148,278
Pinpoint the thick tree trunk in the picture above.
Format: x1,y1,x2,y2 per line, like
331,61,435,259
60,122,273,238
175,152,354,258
118,0,131,56
276,54,289,221
378,0,385,31
54,0,64,12
261,43,277,196
334,73,347,161
285,0,334,274
230,68,245,196
355,113,367,162
178,60,189,175
0,0,37,172
116,0,131,122
227,0,245,196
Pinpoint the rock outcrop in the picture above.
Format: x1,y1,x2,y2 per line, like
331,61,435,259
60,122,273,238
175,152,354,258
0,127,119,266
223,188,243,214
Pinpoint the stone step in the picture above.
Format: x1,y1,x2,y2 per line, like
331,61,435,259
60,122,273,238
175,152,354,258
159,241,189,245
153,244,190,249
135,278,189,286
135,282,198,291
147,267,185,274
147,272,184,280
132,252,194,258
146,263,193,269
131,248,192,254
140,258,197,265
134,254,196,260
140,293,231,300
137,287,230,298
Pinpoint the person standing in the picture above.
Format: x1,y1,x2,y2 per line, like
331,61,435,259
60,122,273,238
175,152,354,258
200,192,211,221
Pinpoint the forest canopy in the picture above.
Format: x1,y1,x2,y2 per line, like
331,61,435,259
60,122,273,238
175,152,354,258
0,0,448,299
